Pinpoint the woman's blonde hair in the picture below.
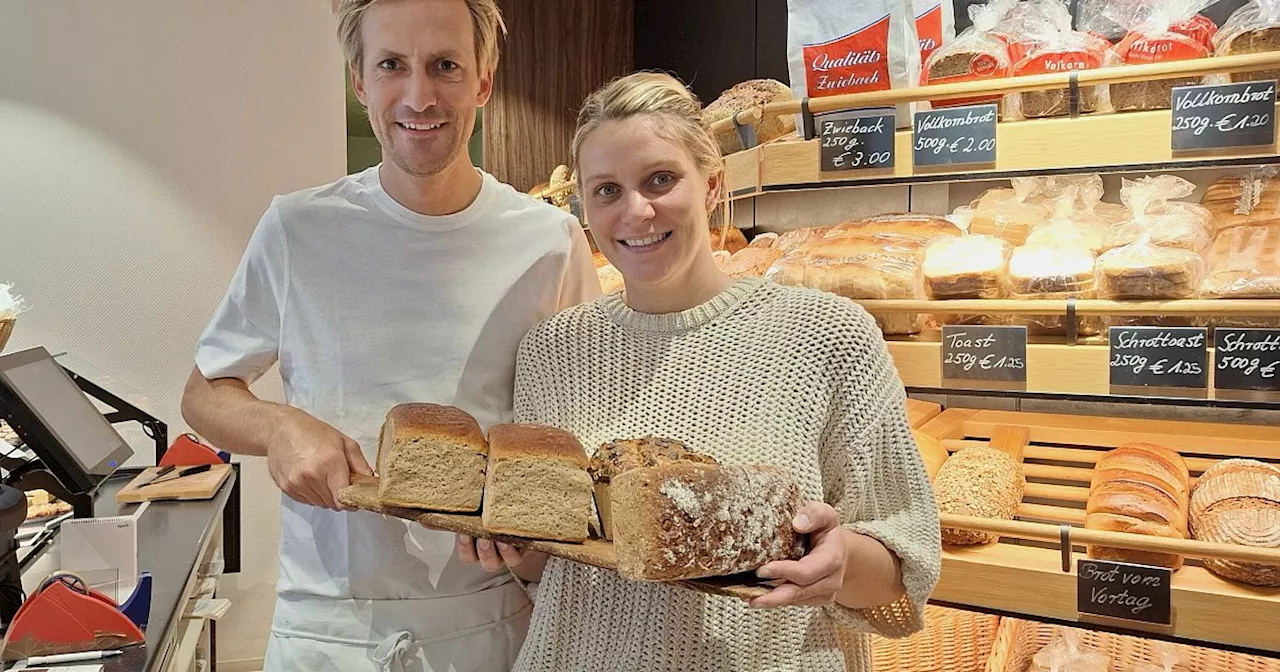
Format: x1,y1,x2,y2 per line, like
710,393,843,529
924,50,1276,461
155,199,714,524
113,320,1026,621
337,0,506,74
571,72,725,207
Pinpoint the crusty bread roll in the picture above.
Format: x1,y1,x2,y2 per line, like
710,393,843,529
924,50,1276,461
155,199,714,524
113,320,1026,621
587,437,717,540
480,423,593,543
701,79,797,155
1190,458,1280,586
376,403,488,512
934,446,1025,545
1086,442,1190,570
610,462,805,581
912,430,949,482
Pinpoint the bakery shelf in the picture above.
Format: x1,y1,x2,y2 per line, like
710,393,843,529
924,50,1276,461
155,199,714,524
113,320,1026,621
861,298,1280,316
917,408,1280,654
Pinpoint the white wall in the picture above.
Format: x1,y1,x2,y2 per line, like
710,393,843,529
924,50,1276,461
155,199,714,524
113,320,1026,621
0,1,347,664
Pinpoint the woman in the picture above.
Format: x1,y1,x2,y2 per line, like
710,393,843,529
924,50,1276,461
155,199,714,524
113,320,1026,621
459,71,941,671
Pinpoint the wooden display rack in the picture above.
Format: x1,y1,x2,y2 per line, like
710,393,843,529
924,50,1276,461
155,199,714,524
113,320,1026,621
916,408,1280,654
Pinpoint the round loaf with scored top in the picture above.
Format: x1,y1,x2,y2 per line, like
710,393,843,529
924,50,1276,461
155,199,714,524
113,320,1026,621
1190,458,1280,586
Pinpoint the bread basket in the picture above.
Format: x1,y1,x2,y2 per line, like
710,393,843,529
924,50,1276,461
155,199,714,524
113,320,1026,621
0,318,14,353
870,605,1001,672
985,616,1280,672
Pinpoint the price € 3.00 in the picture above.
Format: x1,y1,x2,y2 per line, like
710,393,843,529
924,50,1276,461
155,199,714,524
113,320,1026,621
1110,354,1203,376
820,135,891,169
914,135,996,156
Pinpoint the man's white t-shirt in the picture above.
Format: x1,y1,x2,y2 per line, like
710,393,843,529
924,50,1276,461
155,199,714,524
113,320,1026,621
194,165,601,666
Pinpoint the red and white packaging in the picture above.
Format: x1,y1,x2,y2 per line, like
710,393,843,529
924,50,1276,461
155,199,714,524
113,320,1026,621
1089,0,1220,111
922,0,1017,108
914,1,957,66
787,0,922,125
1004,0,1111,117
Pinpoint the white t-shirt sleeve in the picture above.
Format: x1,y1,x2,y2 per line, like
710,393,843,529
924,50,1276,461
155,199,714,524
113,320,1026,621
193,201,289,385
558,217,603,311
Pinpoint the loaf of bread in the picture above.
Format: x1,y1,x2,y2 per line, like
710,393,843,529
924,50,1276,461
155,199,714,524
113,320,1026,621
610,462,805,581
1202,223,1280,297
546,164,572,208
1086,442,1190,570
1190,458,1280,586
1024,220,1111,257
588,437,718,540
748,232,779,249
376,403,488,512
1201,173,1280,235
912,430,949,482
1214,6,1280,85
969,189,1051,244
1008,243,1097,295
722,247,785,279
479,423,593,542
710,225,749,254
1105,208,1213,255
1096,244,1205,299
773,226,833,254
700,79,797,155
826,213,962,241
934,446,1025,545
922,234,1011,299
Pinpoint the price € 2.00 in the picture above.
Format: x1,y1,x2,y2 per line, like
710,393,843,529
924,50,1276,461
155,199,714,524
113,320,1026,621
1110,354,1203,376
1172,112,1271,137
914,135,996,156
1217,355,1278,378
944,352,1025,372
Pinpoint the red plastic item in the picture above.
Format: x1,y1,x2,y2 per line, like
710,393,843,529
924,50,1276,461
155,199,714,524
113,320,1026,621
158,433,228,468
1,573,144,660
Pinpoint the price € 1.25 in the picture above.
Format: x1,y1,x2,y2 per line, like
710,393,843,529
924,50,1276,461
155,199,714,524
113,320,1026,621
914,135,996,156
1110,354,1203,376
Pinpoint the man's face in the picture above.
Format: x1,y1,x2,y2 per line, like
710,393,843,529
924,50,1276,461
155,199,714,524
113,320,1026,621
351,0,492,178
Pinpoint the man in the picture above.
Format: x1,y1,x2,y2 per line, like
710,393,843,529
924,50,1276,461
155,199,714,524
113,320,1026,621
180,0,600,669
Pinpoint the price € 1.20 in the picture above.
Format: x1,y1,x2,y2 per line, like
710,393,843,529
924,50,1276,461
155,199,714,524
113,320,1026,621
1171,111,1271,137
914,135,996,156
1110,354,1203,376
944,352,1025,372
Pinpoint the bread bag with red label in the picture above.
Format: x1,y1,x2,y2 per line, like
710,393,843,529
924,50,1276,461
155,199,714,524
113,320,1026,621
1008,7,1111,118
923,0,1016,108
913,0,956,67
787,0,921,126
1213,0,1280,84
1096,0,1219,111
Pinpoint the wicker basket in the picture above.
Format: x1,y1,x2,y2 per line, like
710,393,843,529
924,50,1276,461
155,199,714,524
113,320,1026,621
870,605,1002,672
0,319,13,353
986,616,1280,672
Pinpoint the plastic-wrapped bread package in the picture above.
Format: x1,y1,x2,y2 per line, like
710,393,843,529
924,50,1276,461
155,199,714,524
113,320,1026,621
913,0,957,67
1024,188,1113,256
1200,168,1280,235
823,212,961,240
773,226,833,254
766,233,932,334
922,0,1017,108
787,0,922,127
1104,176,1213,254
922,211,1011,300
1006,241,1102,336
1018,173,1105,211
1095,0,1219,112
1201,223,1280,328
967,179,1052,244
1213,0,1280,84
1097,236,1205,300
1005,2,1111,118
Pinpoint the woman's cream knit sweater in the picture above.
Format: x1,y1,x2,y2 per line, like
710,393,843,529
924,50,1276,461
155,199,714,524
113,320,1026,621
509,278,942,672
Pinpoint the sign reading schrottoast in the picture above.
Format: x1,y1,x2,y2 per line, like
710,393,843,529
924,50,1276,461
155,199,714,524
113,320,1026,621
913,104,998,167
1109,327,1208,389
941,325,1027,383
1172,80,1276,150
1214,328,1280,392
818,108,895,172
1077,559,1172,626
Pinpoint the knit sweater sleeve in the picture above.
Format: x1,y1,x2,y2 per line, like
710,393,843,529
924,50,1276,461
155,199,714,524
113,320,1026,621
817,305,942,638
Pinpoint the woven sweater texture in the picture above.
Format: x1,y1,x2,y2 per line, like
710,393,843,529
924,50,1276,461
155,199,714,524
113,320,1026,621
509,277,942,672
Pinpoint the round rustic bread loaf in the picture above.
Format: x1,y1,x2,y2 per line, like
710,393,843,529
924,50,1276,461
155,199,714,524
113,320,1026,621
934,445,1025,545
1190,458,1280,586
700,79,796,155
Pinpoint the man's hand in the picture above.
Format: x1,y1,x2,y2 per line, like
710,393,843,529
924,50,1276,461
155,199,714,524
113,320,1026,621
749,502,847,609
456,534,549,583
265,406,372,511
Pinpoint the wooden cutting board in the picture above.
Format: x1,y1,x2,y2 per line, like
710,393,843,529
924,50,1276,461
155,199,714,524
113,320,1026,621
337,474,777,601
116,464,233,503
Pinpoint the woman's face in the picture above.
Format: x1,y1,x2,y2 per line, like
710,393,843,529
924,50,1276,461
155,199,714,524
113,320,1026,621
577,116,719,290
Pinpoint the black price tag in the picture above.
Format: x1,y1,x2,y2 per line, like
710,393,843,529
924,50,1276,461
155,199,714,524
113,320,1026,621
1214,328,1280,392
817,108,895,172
1172,80,1276,151
912,104,998,167
1078,559,1172,626
1109,327,1208,390
941,325,1027,389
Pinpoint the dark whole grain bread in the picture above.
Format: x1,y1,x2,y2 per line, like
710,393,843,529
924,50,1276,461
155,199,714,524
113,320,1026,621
701,79,796,155
1221,25,1280,83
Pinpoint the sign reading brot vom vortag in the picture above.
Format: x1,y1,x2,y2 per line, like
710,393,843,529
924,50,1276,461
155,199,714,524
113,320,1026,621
1077,559,1172,626
913,104,998,167
1172,80,1276,150
818,107,896,172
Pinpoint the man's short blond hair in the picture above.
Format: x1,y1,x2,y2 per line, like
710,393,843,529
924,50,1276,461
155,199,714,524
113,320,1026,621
337,0,506,74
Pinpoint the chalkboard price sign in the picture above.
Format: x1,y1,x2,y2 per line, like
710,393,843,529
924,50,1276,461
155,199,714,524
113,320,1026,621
1108,327,1208,390
1214,328,1280,392
913,104,998,167
818,108,896,172
1078,559,1172,626
942,325,1027,386
1172,80,1277,150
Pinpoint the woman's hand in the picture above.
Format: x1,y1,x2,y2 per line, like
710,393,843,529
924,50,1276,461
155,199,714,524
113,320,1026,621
749,502,847,609
456,534,549,583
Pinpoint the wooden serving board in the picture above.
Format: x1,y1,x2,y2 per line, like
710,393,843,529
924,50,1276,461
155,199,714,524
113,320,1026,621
338,474,777,601
116,464,234,503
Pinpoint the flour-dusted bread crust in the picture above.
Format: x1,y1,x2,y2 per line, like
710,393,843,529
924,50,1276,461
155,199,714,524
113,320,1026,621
610,462,805,581
481,423,593,542
375,403,488,512
588,436,718,540
1190,458,1280,586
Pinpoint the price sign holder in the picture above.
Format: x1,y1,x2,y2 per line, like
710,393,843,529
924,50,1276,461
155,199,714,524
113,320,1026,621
1213,328,1280,403
941,325,1027,391
1077,558,1174,632
1108,327,1208,399
1171,80,1277,152
816,107,896,174
913,104,998,168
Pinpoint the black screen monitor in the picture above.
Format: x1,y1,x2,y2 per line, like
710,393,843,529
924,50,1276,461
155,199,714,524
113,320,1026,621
0,346,133,494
